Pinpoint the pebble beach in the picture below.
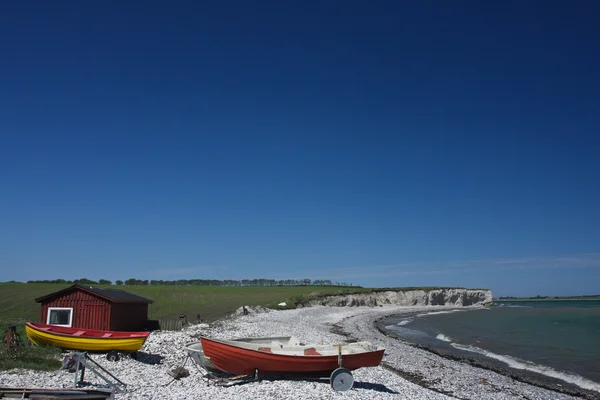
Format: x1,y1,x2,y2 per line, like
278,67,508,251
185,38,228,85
1,305,595,399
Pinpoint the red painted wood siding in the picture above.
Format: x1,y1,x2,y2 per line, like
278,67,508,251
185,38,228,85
40,289,110,330
39,288,149,331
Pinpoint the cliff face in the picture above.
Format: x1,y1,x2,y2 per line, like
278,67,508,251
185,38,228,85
307,289,493,307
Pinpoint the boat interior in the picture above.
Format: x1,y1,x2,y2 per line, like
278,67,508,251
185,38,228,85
214,337,380,356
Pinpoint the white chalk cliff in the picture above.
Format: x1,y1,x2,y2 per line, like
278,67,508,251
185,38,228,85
307,288,493,307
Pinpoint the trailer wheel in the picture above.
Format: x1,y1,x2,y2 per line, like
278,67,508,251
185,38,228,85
106,351,120,362
330,368,353,392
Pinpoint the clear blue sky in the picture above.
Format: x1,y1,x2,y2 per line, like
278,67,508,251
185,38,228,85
1,1,599,297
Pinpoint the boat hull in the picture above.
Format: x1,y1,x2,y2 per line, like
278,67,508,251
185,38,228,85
186,336,299,372
25,322,149,352
200,336,385,376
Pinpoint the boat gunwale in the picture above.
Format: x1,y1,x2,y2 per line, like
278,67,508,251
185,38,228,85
25,322,150,340
200,336,385,361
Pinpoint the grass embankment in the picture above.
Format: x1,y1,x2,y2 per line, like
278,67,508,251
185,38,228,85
0,282,371,322
374,286,488,292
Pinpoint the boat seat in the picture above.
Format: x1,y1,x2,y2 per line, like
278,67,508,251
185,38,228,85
287,336,301,346
73,331,86,336
304,347,321,356
258,347,272,353
102,333,112,338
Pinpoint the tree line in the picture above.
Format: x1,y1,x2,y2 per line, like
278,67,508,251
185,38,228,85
25,278,357,287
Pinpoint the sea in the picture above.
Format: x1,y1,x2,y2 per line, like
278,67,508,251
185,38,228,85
379,300,600,394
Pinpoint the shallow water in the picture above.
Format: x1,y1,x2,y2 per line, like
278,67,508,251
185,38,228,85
381,300,600,393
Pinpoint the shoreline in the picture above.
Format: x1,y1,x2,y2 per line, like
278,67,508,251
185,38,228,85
372,315,600,400
324,305,599,400
0,305,597,399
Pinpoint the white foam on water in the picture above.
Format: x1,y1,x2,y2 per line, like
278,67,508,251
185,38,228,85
451,343,600,393
391,309,467,329
419,309,466,317
436,334,452,342
495,304,530,308
387,325,429,338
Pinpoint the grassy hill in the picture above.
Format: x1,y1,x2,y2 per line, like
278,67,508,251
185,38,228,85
0,282,371,324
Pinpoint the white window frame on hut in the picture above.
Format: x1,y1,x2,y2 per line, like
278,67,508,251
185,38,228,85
47,307,73,327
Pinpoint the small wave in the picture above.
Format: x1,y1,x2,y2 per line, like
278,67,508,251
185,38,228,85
450,343,600,392
436,334,452,342
420,309,466,317
386,325,429,338
390,310,466,330
494,304,530,308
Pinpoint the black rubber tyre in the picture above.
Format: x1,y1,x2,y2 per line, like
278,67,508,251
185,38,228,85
106,351,120,362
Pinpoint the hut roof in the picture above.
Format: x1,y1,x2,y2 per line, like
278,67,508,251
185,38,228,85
35,284,154,304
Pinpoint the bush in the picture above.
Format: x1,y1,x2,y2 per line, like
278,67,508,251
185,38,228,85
293,294,306,306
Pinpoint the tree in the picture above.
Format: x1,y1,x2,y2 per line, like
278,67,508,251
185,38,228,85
98,279,112,285
115,280,123,285
74,278,98,285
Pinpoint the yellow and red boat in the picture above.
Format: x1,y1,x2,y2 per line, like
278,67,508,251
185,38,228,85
25,322,150,352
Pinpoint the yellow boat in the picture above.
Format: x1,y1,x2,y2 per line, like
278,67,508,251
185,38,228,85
25,322,150,352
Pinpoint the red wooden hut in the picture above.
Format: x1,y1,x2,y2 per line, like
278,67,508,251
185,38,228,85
35,284,153,331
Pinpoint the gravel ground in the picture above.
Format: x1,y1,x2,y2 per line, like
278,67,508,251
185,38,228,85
0,305,590,399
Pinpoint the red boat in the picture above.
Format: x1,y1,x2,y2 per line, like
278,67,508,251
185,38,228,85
199,336,385,377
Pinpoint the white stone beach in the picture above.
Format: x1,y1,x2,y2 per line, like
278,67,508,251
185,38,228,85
0,305,590,399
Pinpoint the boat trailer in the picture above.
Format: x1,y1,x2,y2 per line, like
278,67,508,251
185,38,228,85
68,352,127,394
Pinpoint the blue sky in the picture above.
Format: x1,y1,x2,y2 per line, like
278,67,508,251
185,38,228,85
1,1,599,297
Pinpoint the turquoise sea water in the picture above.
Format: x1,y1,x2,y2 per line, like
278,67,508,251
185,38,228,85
381,300,600,393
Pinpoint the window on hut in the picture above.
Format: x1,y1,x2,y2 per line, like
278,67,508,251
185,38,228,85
47,307,73,327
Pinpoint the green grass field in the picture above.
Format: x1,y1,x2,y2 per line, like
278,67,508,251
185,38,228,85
0,282,373,323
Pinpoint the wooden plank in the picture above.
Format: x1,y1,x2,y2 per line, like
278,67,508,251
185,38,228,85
0,388,112,399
